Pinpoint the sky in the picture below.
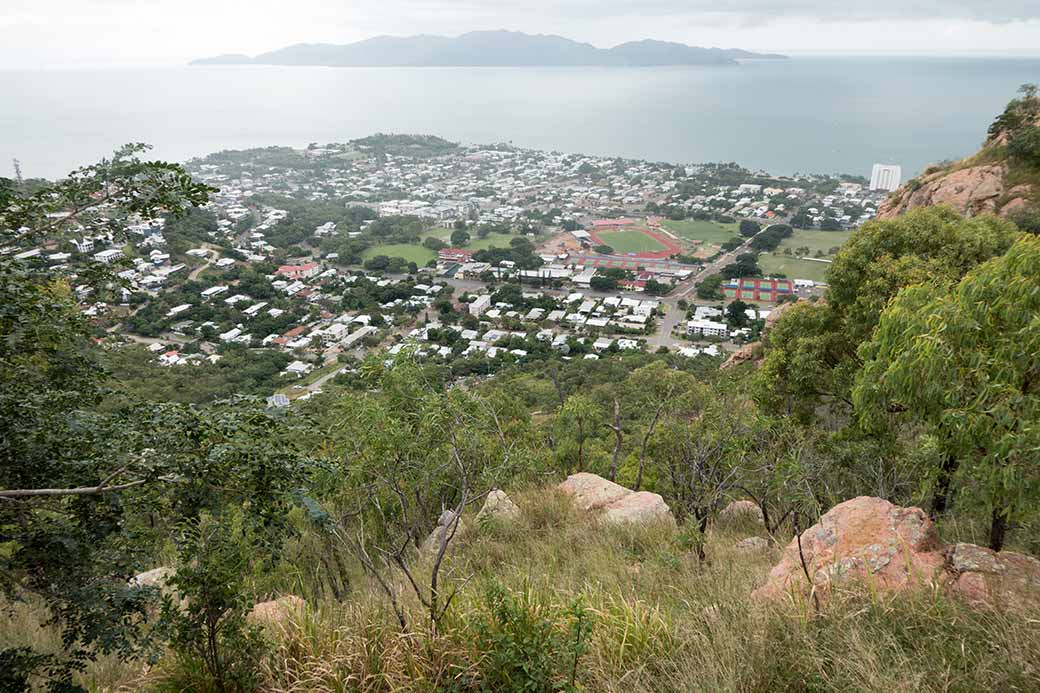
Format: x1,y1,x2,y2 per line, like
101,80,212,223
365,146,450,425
2,0,1040,67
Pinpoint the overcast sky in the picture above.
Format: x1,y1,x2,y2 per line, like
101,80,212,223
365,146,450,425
2,0,1039,67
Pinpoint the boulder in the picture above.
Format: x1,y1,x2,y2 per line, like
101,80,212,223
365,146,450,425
420,509,467,555
735,536,770,554
719,500,764,526
248,595,306,626
945,543,1040,608
130,566,174,590
476,488,521,524
752,497,945,602
559,473,674,526
558,473,631,511
602,491,674,525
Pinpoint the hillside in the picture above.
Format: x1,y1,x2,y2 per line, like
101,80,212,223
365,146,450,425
879,84,1040,227
191,31,787,67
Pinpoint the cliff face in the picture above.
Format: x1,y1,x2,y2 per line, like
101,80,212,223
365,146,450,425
876,164,1029,219
879,90,1039,221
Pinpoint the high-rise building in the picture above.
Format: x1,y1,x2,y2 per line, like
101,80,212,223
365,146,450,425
870,164,902,192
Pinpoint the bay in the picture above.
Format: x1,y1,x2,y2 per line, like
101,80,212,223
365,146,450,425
2,56,1037,179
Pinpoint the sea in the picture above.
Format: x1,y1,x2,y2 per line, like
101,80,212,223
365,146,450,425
2,56,1038,180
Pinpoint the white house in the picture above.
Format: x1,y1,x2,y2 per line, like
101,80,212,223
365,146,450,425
686,319,728,337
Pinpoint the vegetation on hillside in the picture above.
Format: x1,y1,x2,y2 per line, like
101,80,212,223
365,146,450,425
2,146,1039,691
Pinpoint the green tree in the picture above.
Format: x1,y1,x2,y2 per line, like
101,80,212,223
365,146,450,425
0,146,306,687
853,236,1040,550
739,219,761,237
755,207,1018,421
450,228,471,246
557,394,600,472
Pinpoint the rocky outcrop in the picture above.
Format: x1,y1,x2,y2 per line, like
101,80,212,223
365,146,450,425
719,500,765,526
753,496,1040,609
559,473,674,526
945,543,1040,608
476,488,521,524
721,342,761,370
249,595,306,626
753,497,945,602
878,164,1007,219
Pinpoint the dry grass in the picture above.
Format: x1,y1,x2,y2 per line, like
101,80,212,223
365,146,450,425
5,488,1040,691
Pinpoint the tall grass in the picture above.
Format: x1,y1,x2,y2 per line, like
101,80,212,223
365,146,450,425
4,488,1039,691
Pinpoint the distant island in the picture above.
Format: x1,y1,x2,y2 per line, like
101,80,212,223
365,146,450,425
191,30,786,68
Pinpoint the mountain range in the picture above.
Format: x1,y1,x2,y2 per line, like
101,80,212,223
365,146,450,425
191,31,786,68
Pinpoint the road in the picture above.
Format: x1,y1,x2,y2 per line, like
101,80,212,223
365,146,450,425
676,223,782,299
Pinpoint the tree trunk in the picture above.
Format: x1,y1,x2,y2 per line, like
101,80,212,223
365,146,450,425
607,399,622,481
988,507,1008,552
929,452,959,519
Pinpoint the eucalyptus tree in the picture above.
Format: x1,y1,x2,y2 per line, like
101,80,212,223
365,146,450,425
755,207,1018,422
853,236,1040,550
0,146,308,688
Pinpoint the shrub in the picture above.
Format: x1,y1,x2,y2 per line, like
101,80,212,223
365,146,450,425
473,580,592,692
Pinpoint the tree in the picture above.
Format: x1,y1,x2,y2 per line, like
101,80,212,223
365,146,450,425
557,395,599,472
739,220,761,237
725,300,749,327
853,236,1040,550
696,274,724,300
755,207,1018,421
0,146,307,687
450,228,471,246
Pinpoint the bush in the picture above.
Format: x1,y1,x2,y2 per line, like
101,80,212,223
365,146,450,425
474,580,592,692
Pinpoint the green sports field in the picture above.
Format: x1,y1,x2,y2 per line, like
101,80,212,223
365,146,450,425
661,220,739,245
360,244,436,265
780,229,854,255
758,254,832,283
596,230,668,254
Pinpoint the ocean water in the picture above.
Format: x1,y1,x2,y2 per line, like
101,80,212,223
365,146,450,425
1,56,1037,180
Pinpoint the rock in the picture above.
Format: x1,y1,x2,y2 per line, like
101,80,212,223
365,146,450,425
878,164,1007,219
764,300,797,331
752,497,945,602
130,566,174,590
719,500,764,526
558,473,631,511
602,491,674,525
1000,185,1034,218
248,595,306,626
735,536,770,553
945,543,1040,608
559,473,675,526
420,509,467,555
475,488,521,524
721,342,761,370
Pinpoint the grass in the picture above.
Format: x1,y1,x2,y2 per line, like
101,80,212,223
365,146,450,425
780,229,853,255
595,230,669,254
363,233,519,266
758,254,832,283
360,244,436,265
8,488,1040,691
661,220,739,245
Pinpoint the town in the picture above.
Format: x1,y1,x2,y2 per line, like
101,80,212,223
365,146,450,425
6,134,894,404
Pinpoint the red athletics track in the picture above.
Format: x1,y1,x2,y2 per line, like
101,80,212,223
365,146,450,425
585,226,682,259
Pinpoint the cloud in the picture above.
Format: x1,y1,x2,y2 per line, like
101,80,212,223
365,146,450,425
383,0,1040,24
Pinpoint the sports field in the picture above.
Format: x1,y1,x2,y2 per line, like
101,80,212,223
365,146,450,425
758,255,832,283
596,230,670,254
359,244,435,265
779,229,853,255
661,219,739,245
